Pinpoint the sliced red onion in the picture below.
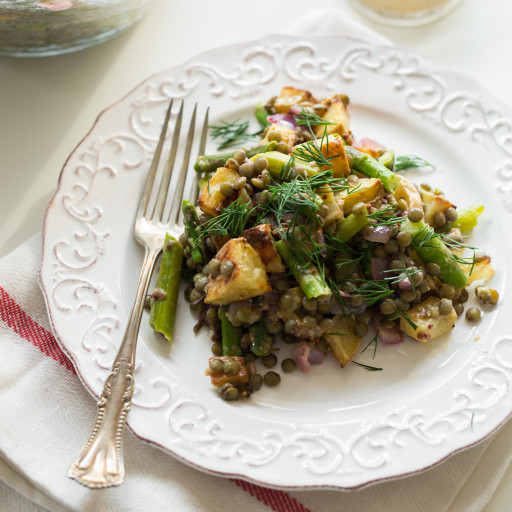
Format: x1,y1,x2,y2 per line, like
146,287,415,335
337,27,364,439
261,291,281,314
371,257,388,281
364,225,391,244
291,341,325,372
308,344,326,365
330,289,352,315
352,137,386,155
373,315,403,345
267,113,296,130
268,273,284,286
398,277,413,291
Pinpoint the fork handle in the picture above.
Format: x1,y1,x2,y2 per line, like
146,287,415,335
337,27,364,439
68,246,160,488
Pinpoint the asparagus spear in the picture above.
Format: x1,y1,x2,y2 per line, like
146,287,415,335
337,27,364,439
345,146,399,193
254,102,271,129
249,314,272,356
218,305,242,356
182,200,205,264
400,219,468,289
378,150,395,171
335,211,369,242
149,234,184,344
276,240,331,299
194,141,278,173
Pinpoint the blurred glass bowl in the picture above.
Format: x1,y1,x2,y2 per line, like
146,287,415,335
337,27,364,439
0,0,157,57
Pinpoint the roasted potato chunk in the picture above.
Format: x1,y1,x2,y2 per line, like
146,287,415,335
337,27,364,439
400,296,457,342
336,178,384,214
395,175,423,210
316,184,342,226
274,86,317,113
243,224,285,273
205,356,248,387
294,134,350,178
314,96,350,138
198,167,247,217
460,255,495,284
421,189,455,226
260,123,297,148
205,238,271,305
323,315,362,367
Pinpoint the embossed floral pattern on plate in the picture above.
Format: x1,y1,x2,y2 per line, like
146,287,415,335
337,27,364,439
39,35,512,490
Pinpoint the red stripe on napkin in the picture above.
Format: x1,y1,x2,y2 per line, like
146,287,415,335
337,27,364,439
0,286,75,374
0,286,311,511
232,479,312,512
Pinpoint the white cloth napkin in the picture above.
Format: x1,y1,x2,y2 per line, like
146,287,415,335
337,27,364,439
1,7,512,512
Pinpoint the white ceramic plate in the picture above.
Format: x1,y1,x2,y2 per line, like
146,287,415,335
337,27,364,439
39,35,512,490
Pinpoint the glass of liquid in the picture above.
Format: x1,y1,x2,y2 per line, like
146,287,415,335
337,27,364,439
348,0,462,26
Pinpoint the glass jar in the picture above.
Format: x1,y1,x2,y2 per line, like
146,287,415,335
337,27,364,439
348,0,462,26
0,0,157,57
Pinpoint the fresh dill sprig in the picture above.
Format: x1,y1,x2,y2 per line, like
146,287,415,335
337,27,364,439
295,108,336,132
323,231,360,256
395,154,436,172
293,138,334,168
352,361,383,372
393,307,418,330
410,223,439,250
329,277,348,316
209,119,254,150
439,233,478,274
380,265,422,294
367,205,405,226
307,170,350,193
200,199,254,239
279,154,296,181
345,279,394,306
361,331,379,359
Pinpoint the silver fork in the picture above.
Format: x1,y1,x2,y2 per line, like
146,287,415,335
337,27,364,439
68,99,209,488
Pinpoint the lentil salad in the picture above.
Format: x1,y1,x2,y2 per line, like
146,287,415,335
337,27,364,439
149,87,498,402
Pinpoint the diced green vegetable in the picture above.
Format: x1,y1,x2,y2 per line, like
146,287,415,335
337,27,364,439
401,219,468,289
276,240,331,299
149,234,184,344
345,146,399,193
335,211,369,242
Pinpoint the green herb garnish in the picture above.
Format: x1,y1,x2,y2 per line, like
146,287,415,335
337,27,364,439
395,154,436,172
209,119,254,150
352,361,383,371
361,331,379,359
201,199,254,239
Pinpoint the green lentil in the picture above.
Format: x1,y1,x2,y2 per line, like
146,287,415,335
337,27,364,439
233,149,246,164
281,358,296,373
407,208,424,223
438,298,453,316
267,130,282,142
220,261,235,278
261,353,278,368
223,360,241,374
466,307,481,322
396,231,412,247
211,342,223,356
263,371,281,387
249,373,263,390
445,207,458,222
453,302,464,316
209,358,224,374
220,182,235,197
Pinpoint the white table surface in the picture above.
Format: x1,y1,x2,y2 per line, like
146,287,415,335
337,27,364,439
1,0,511,510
